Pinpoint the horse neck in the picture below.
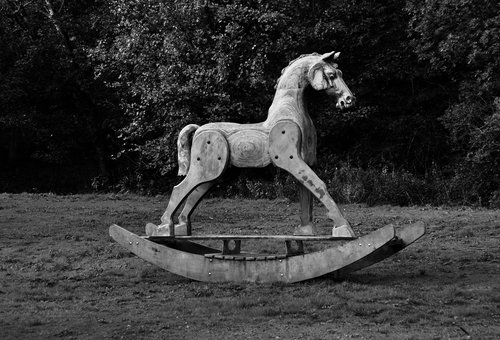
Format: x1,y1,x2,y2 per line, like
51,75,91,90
265,58,314,124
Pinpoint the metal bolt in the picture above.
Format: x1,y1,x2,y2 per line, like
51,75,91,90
129,241,132,245
359,243,362,246
136,242,139,245
368,243,371,246
209,259,213,262
281,273,284,277
208,272,212,275
279,260,282,263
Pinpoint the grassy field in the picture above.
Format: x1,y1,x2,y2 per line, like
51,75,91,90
1,193,499,339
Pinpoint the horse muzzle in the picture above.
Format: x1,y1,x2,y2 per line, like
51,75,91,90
336,94,355,109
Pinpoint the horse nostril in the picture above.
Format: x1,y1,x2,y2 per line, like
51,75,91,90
345,96,352,103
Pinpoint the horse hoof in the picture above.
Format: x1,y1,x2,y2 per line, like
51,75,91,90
146,223,173,236
174,222,191,236
293,224,316,236
332,224,356,238
145,223,158,236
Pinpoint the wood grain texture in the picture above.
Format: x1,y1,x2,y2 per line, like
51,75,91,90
189,130,230,181
228,129,270,167
111,224,396,283
177,124,200,176
331,221,426,279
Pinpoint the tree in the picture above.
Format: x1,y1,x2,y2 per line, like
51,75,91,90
2,0,497,205
0,0,120,192
92,0,412,187
407,0,500,205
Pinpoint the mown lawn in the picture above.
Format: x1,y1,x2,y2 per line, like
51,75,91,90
1,193,499,339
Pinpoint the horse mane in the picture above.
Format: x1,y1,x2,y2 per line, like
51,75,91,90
275,52,321,89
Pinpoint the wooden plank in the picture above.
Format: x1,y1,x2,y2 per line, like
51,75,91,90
204,253,289,261
285,240,304,255
148,237,218,255
146,234,355,241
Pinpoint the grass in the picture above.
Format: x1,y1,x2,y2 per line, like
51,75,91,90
0,193,499,339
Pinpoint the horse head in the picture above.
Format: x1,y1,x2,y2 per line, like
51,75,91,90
308,51,355,109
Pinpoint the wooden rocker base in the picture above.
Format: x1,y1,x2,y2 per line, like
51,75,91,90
109,222,425,283
329,221,425,279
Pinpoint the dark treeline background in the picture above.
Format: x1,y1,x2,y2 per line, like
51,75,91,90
1,0,499,206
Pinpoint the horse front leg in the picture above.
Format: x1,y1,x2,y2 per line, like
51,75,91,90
295,183,315,235
269,120,355,237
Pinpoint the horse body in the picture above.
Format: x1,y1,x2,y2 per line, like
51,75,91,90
196,122,270,168
147,51,356,238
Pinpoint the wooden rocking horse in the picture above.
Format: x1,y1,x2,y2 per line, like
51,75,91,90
110,52,425,283
149,51,355,238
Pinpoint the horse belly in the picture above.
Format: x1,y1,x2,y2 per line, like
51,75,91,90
228,130,271,168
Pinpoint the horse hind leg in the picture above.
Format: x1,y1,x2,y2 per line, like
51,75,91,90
146,130,229,236
175,182,215,235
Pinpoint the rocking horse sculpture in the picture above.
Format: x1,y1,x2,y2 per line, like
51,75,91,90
110,51,425,283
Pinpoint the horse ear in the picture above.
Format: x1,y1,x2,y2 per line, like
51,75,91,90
321,51,335,61
308,63,329,90
321,51,341,62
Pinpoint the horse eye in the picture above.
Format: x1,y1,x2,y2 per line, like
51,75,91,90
328,73,336,80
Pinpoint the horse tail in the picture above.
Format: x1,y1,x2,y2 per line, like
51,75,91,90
177,124,200,176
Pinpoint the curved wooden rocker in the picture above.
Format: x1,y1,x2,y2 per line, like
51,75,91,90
109,222,425,283
110,51,426,283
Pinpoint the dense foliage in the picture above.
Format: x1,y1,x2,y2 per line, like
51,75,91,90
1,0,498,206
